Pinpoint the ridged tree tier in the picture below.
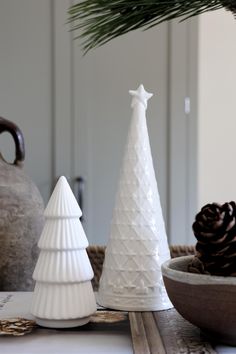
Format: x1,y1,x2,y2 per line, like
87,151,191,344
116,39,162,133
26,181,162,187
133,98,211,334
31,176,96,328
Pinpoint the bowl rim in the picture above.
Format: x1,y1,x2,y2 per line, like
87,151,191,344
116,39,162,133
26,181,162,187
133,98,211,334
161,255,236,285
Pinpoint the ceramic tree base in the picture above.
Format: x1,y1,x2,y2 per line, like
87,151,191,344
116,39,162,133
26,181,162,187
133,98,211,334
35,316,91,328
98,286,173,311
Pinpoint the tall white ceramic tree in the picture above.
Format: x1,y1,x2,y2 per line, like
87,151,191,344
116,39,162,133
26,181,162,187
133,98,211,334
98,84,173,311
31,176,96,328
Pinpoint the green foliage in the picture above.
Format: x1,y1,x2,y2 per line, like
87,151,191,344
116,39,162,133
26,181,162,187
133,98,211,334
68,0,235,53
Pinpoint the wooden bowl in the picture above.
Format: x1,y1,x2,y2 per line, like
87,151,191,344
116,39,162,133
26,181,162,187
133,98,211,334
161,255,236,345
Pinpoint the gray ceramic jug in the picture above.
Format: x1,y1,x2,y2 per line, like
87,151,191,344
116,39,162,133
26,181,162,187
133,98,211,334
0,117,44,290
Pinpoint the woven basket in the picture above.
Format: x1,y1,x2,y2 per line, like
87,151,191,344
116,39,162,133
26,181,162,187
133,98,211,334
87,245,196,291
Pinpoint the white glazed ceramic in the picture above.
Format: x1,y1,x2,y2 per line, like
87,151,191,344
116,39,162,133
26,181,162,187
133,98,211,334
98,85,172,311
31,176,96,327
35,317,91,328
33,249,94,282
31,282,96,327
44,176,82,218
38,218,88,250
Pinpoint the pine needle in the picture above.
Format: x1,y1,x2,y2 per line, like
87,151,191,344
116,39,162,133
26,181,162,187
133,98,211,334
67,0,235,53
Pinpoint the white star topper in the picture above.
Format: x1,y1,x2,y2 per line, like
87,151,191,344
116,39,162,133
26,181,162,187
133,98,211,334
129,84,153,109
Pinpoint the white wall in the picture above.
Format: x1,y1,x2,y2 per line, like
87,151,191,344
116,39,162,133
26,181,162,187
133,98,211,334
0,0,197,244
0,0,53,202
198,9,236,207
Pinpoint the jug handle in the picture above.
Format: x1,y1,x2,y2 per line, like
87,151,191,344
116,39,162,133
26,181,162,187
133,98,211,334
0,117,25,166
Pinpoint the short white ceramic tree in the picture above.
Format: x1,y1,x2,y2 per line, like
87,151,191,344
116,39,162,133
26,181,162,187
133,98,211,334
98,85,173,311
31,176,96,328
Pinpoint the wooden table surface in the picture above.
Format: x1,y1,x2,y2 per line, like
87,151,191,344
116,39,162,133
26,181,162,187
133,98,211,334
0,292,234,354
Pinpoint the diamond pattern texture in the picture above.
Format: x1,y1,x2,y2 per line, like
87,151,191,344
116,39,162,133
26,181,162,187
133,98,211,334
98,86,172,311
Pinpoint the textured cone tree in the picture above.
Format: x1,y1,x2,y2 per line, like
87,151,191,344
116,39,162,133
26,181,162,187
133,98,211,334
97,85,173,311
31,176,96,328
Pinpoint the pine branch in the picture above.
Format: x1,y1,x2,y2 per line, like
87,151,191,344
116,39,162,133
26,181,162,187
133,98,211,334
68,0,236,53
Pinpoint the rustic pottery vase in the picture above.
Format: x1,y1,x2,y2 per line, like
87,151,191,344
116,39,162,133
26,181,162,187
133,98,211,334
0,117,44,290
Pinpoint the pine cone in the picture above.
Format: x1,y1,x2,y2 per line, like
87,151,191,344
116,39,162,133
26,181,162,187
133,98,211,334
188,202,236,276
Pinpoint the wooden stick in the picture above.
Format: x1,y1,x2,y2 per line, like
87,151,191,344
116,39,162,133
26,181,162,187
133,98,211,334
129,312,150,354
142,312,166,354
